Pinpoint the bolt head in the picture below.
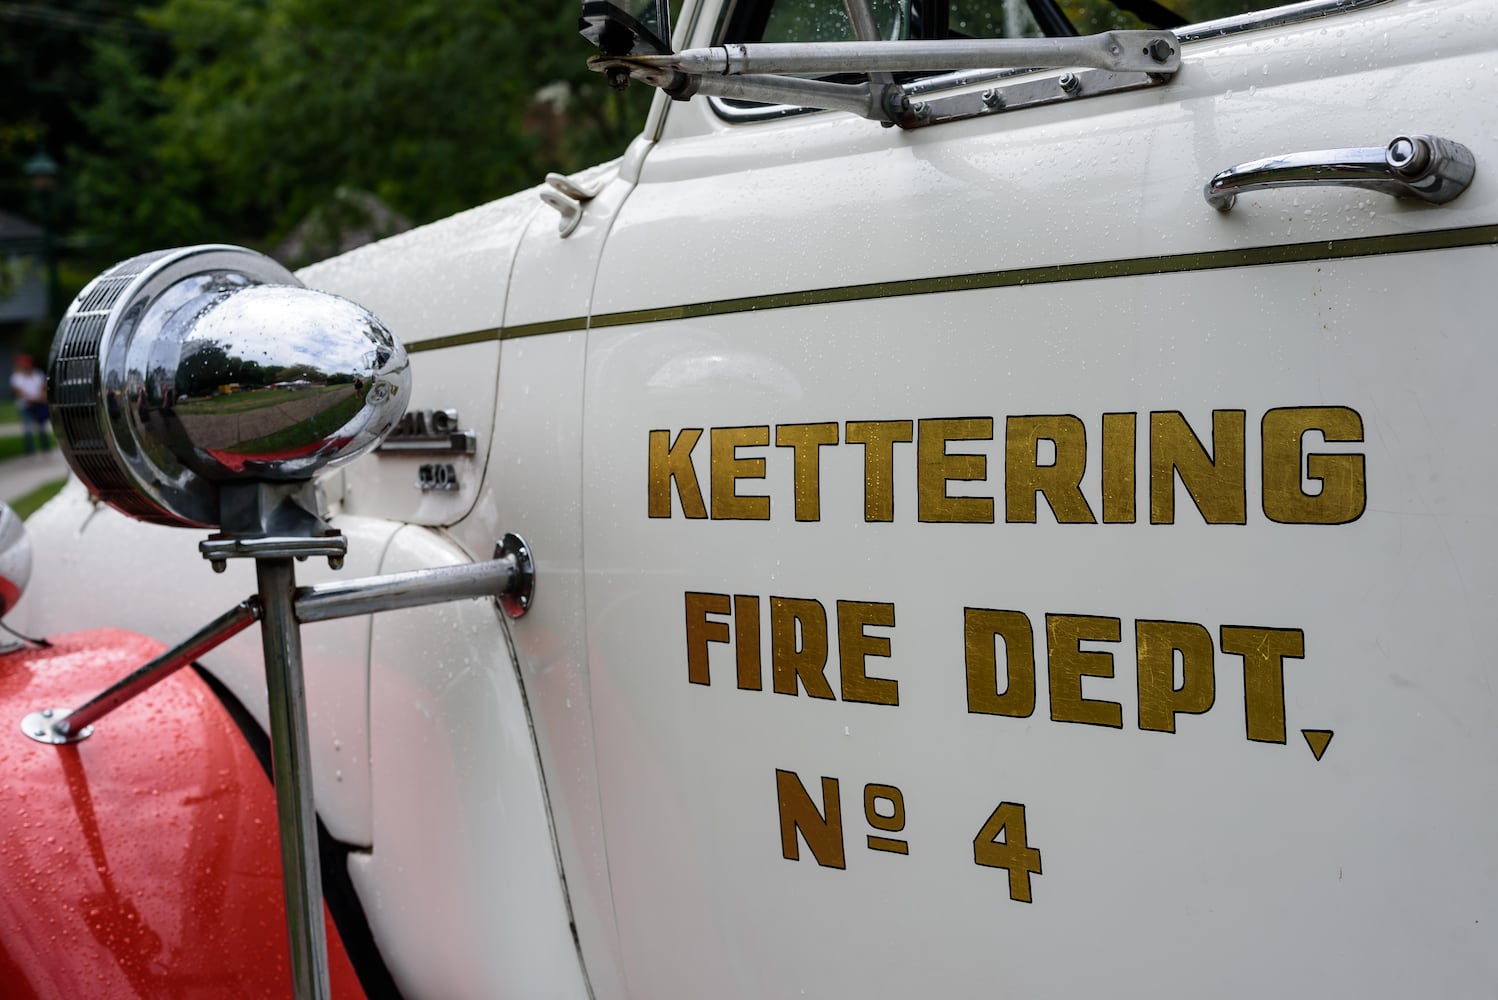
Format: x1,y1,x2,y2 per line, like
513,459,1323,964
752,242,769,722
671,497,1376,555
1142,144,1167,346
1386,136,1429,176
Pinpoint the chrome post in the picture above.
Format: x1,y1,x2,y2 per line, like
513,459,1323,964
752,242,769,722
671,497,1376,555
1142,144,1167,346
255,556,330,1000
294,533,535,624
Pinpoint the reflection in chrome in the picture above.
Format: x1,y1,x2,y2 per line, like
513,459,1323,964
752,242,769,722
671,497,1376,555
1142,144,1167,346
1204,134,1476,212
48,245,411,529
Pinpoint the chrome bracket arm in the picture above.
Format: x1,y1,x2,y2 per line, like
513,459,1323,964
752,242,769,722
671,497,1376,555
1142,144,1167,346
1205,134,1476,212
21,535,536,746
590,29,1179,128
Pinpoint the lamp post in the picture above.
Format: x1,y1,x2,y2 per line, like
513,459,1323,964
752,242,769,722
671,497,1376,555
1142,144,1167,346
23,149,61,328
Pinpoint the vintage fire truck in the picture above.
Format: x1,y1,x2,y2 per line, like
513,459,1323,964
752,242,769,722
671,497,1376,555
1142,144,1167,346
1,0,1494,995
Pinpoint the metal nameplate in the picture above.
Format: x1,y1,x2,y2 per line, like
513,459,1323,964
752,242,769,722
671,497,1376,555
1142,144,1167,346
378,408,478,455
417,463,461,492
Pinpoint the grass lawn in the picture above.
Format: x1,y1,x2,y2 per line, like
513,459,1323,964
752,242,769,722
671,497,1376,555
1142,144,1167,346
0,436,31,462
12,478,67,520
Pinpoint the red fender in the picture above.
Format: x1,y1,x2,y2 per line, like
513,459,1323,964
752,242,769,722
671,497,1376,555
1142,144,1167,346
0,628,366,998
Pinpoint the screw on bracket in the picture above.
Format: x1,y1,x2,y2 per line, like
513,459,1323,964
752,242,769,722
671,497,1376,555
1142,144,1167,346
981,88,1004,109
1058,73,1081,95
1146,38,1175,62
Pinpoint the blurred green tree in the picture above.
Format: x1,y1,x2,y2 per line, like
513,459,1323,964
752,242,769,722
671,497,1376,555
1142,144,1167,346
3,0,650,268
139,0,649,259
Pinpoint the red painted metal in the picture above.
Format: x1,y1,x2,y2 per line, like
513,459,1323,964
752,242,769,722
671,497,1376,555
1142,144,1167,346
0,628,366,998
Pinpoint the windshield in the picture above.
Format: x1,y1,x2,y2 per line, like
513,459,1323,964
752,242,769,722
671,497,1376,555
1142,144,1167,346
722,0,1298,43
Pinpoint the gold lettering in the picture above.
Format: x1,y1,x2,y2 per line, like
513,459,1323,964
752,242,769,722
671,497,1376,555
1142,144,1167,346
1149,410,1247,524
1221,625,1303,744
964,608,1036,718
775,422,839,522
734,594,762,691
770,597,834,699
836,600,898,705
1046,614,1123,728
776,770,846,869
711,425,771,520
649,429,707,519
684,591,730,686
918,417,994,523
1004,414,1096,524
1102,412,1136,523
847,420,914,522
973,801,1042,903
864,784,908,854
1136,619,1215,733
1262,406,1366,524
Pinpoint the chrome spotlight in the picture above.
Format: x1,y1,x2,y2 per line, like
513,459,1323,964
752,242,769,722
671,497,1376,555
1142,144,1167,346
27,244,531,1000
48,245,410,528
0,503,31,619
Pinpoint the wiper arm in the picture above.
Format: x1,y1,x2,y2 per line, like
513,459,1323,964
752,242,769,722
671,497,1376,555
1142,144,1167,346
590,30,1180,128
638,32,1178,76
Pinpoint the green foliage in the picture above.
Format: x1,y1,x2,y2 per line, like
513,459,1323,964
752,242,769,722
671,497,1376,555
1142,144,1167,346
141,0,648,244
3,0,649,264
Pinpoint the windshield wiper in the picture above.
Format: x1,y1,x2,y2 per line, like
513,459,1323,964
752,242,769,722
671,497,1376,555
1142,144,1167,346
589,30,1180,128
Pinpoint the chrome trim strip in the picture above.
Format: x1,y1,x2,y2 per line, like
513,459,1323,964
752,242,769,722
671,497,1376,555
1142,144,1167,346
708,0,1394,124
1179,0,1390,41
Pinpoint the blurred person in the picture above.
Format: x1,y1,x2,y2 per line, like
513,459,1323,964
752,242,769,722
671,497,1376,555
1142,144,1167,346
10,355,51,455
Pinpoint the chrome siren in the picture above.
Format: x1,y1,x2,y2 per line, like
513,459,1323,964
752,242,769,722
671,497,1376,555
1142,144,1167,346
47,245,410,528
0,503,31,617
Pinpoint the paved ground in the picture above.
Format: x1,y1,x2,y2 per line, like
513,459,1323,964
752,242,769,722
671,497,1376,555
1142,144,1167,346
0,419,69,507
0,450,69,506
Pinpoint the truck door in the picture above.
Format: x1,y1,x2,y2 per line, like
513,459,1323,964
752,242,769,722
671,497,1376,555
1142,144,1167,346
580,0,1498,994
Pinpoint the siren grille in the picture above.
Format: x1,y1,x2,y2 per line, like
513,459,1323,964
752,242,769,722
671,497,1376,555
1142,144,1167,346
47,249,179,523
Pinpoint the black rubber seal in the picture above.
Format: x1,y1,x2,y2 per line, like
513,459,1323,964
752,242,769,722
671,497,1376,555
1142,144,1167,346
192,664,405,1000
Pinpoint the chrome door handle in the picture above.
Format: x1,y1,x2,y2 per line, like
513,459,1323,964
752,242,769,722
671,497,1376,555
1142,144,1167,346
1204,134,1475,212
